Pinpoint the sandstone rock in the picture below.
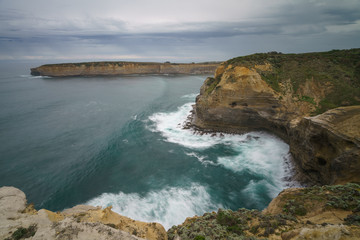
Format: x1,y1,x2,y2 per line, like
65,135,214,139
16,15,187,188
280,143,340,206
194,64,287,135
289,106,360,184
192,50,360,185
30,62,220,77
0,186,167,240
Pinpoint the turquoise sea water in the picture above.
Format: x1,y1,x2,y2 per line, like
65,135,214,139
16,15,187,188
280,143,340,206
0,62,295,229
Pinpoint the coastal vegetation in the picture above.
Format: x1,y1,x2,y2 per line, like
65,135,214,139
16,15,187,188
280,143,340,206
223,49,360,114
168,183,360,239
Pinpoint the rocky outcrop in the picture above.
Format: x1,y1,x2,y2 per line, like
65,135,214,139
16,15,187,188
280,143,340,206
30,62,220,77
192,49,360,185
289,106,360,185
0,186,167,240
168,183,360,240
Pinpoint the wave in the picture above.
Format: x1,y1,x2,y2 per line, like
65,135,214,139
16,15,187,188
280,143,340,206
181,93,198,99
185,152,219,167
148,102,294,199
20,74,52,79
85,183,222,230
148,102,222,149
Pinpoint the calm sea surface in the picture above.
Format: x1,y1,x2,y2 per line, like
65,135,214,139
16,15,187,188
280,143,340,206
0,61,294,229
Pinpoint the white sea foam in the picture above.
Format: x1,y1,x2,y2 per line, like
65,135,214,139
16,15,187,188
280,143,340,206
185,152,219,166
148,103,222,149
181,93,198,99
21,75,52,79
86,184,222,230
148,102,294,199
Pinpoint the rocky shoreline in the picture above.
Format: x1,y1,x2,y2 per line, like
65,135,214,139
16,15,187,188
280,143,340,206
2,183,360,240
192,49,360,185
3,49,358,239
0,186,167,240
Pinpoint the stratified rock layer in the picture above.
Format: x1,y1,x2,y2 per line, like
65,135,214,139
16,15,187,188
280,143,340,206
193,49,360,185
0,186,167,240
289,106,360,184
30,62,220,77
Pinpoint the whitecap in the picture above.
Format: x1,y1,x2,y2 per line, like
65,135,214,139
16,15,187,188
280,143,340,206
27,75,52,79
181,93,198,99
148,103,221,149
85,183,222,230
241,179,283,209
185,152,218,166
148,101,295,202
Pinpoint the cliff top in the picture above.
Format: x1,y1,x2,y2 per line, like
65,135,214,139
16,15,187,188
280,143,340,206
216,48,360,114
38,61,222,68
169,183,360,239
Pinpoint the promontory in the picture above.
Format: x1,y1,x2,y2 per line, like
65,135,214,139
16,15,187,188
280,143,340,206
7,48,359,240
192,48,360,185
30,61,220,77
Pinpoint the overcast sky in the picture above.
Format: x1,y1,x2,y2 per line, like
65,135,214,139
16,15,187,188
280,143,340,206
0,0,360,62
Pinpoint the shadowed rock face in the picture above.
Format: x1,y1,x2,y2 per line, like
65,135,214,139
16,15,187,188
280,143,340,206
30,62,220,77
194,65,288,136
289,106,360,184
193,50,360,185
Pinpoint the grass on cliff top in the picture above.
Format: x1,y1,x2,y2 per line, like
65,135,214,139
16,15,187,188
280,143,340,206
167,183,360,240
40,61,220,68
167,208,294,240
225,49,360,114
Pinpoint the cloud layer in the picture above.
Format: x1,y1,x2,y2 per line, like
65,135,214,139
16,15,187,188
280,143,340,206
0,0,359,62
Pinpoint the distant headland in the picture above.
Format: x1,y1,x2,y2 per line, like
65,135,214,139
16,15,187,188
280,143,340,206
30,61,221,77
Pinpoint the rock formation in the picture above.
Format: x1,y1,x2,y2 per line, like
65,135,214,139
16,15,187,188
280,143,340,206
168,183,360,239
30,62,220,77
192,49,360,185
0,186,167,240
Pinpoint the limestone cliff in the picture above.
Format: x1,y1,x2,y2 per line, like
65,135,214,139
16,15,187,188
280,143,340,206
168,183,360,240
192,49,360,185
0,186,167,240
289,106,360,185
30,62,220,77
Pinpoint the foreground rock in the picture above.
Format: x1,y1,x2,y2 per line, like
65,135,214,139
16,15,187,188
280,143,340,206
192,49,360,185
168,183,360,240
30,61,220,77
0,186,167,240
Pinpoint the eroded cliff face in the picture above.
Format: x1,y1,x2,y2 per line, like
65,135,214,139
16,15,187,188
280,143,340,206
289,106,360,184
30,62,220,77
0,186,167,240
193,50,360,185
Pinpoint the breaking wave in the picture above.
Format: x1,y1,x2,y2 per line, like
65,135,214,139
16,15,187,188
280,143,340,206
86,183,222,230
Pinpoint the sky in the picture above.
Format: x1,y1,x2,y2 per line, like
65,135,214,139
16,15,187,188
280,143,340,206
0,0,360,62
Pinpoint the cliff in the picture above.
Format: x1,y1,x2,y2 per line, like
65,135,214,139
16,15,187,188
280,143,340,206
3,185,360,240
30,62,220,77
168,183,360,240
192,49,360,185
0,186,167,240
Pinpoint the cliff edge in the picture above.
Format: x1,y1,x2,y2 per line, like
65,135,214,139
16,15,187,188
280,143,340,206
30,62,220,77
169,183,360,240
192,49,360,185
0,186,167,240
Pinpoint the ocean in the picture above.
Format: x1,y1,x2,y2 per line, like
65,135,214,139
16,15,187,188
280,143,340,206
0,61,294,229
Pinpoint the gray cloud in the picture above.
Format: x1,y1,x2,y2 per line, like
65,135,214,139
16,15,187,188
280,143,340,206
0,0,359,62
